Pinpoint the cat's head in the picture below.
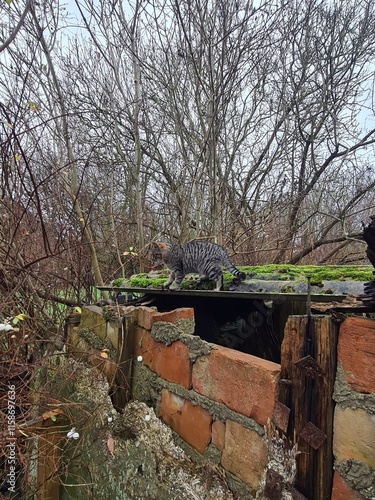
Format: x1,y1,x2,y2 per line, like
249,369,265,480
146,241,171,269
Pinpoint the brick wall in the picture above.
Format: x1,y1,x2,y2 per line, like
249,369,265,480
68,305,375,498
332,317,375,500
132,306,281,495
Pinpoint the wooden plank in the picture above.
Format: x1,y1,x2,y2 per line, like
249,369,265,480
279,315,338,500
96,286,346,303
109,313,134,411
36,429,61,500
30,411,67,500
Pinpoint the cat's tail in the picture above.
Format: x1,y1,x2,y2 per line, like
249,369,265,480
222,256,246,280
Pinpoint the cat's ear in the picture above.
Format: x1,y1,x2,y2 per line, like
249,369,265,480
152,241,169,251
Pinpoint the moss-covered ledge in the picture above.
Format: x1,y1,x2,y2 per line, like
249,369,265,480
110,264,372,294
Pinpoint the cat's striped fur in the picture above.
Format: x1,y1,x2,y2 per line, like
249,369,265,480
148,241,246,291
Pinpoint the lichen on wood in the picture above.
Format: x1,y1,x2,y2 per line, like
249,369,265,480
76,327,116,360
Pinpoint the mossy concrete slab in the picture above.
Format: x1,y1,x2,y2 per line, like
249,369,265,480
236,280,366,295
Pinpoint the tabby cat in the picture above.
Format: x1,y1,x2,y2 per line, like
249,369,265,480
148,241,246,291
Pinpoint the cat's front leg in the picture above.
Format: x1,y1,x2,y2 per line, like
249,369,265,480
163,272,175,290
168,268,184,290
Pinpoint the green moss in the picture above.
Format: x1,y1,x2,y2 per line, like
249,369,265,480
128,277,167,288
111,273,168,289
242,264,373,282
310,278,324,287
112,277,127,287
109,264,373,290
280,285,295,293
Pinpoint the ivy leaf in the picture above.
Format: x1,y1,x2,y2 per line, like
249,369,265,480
5,0,13,5
13,313,28,324
123,246,138,256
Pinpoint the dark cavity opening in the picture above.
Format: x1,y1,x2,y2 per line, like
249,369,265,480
137,293,308,364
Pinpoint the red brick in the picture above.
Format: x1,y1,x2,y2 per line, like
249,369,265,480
212,420,225,451
221,420,267,490
192,345,280,425
338,317,375,393
331,471,365,500
153,307,194,324
333,406,375,467
136,306,157,330
136,306,195,332
134,328,191,388
159,389,212,454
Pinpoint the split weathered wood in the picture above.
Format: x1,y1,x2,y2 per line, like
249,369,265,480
36,429,60,500
110,313,135,411
34,410,66,500
278,315,338,500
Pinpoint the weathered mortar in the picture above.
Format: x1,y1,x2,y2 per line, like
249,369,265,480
150,320,211,361
65,305,277,496
334,363,375,414
132,361,265,436
335,460,375,499
79,305,120,348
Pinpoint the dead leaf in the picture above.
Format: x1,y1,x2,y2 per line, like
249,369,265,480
107,435,115,453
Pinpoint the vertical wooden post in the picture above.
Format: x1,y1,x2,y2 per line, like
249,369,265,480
279,315,338,499
110,312,135,411
36,429,61,500
121,313,135,404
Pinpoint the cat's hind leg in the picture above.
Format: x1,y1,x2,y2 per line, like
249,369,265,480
206,266,223,291
214,273,223,291
196,275,209,289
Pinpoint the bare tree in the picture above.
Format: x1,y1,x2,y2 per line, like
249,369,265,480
2,0,375,297
266,0,375,262
0,0,32,53
0,0,107,314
